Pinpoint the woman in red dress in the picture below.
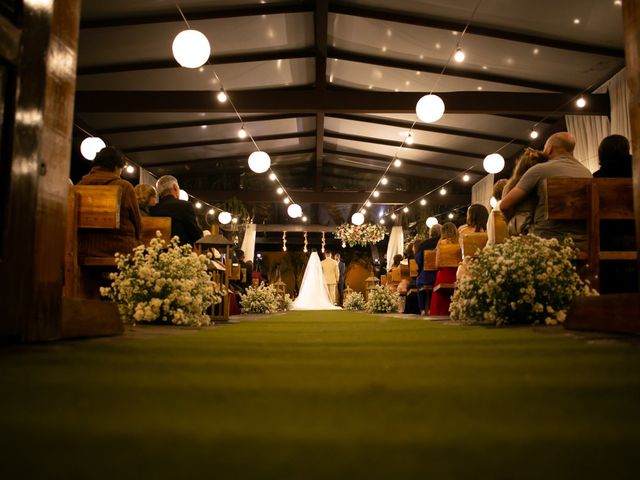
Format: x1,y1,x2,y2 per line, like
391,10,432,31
429,222,461,316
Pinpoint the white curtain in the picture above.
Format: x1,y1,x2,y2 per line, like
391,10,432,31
241,223,257,262
565,68,631,173
386,226,404,271
565,115,610,173
471,174,494,211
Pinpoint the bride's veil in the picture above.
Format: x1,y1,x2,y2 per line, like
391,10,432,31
292,251,339,310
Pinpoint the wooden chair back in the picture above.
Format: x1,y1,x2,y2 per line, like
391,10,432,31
424,250,437,271
140,216,172,246
64,185,122,298
409,259,418,277
462,232,488,258
543,177,637,291
491,210,509,244
400,263,411,279
436,243,462,268
390,267,402,283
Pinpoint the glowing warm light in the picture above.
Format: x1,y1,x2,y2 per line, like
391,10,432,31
276,187,284,195
416,94,445,123
576,96,587,108
403,207,409,213
426,217,438,228
440,187,447,195
394,159,402,167
448,213,454,219
218,211,232,224
453,47,465,63
179,189,189,201
287,203,302,218
216,90,227,102
420,199,427,206
462,174,470,182
269,173,277,181
391,213,397,220
172,30,211,68
372,191,380,198
365,200,372,207
360,209,366,214
195,202,202,209
302,216,308,222
381,177,388,185
483,153,505,174
232,217,238,224
405,132,414,145
530,129,539,139
284,198,291,205
379,219,385,225
125,165,135,174
238,127,248,139
80,137,106,160
248,151,271,173
208,208,215,215
351,212,365,225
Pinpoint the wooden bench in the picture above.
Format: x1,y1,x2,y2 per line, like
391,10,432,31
544,177,637,292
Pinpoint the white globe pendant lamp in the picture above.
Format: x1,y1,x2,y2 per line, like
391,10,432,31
483,153,505,174
426,216,439,228
80,137,106,160
218,211,232,224
416,94,445,123
172,29,211,69
248,151,271,173
351,212,365,225
178,189,189,201
287,203,302,219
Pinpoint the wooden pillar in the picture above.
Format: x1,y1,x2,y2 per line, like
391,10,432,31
0,0,81,342
623,0,640,285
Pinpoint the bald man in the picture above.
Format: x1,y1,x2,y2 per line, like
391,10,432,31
501,132,592,240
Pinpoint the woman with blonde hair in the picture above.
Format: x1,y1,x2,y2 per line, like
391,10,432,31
134,183,158,216
502,148,547,236
429,222,461,316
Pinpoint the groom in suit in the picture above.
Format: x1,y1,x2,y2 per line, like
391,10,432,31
335,253,346,306
321,251,340,305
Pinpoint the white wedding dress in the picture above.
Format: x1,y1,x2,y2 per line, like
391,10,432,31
292,252,341,310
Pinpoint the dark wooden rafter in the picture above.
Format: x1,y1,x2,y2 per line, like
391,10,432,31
328,113,529,145
328,47,580,94
75,89,611,115
80,0,314,29
324,130,485,159
323,157,476,180
94,113,314,135
314,0,329,192
122,130,316,153
142,148,315,169
492,113,558,124
329,1,625,58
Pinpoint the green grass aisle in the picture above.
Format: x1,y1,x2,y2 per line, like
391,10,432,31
1,311,639,479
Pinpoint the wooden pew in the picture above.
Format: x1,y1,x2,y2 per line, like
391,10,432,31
140,216,172,245
63,185,124,338
544,177,637,292
461,232,488,258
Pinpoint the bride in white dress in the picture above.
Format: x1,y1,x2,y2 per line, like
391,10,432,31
292,250,341,310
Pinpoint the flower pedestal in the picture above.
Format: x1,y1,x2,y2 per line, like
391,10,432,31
196,234,233,323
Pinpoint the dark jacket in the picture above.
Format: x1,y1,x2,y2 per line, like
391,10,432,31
77,166,141,258
150,195,202,245
415,237,440,286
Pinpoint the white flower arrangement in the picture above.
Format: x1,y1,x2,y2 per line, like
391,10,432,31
100,233,225,327
343,291,366,310
450,235,598,326
366,285,400,313
335,223,386,247
240,283,291,314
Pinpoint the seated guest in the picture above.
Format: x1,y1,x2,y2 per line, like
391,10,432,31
150,175,202,245
430,222,460,316
77,146,141,258
501,132,591,242
458,203,489,248
486,179,508,246
594,134,632,178
501,148,548,237
389,254,403,272
415,224,442,316
134,183,157,216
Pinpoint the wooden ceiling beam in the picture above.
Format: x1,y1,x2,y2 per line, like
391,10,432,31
142,148,316,169
314,0,329,192
76,89,610,115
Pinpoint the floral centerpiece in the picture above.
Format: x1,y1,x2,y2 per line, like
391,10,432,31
366,285,400,313
101,234,225,327
343,291,366,311
450,235,598,326
335,223,386,247
240,283,292,314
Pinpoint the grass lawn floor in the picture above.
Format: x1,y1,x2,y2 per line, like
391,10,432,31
1,311,639,479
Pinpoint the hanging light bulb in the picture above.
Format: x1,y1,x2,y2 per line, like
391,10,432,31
365,200,372,207
405,132,414,145
360,208,366,214
380,177,388,185
216,90,228,103
403,206,409,213
530,129,539,139
440,187,447,195
269,172,277,181
576,96,587,108
218,211,232,224
238,126,248,139
195,201,202,209
426,216,439,228
232,217,238,224
391,213,397,220
284,197,291,205
125,164,135,174
448,212,455,219
179,189,189,201
351,212,365,225
420,199,427,206
287,203,302,218
372,191,380,198
302,216,308,222
276,187,284,195
380,218,386,225
483,153,505,174
416,94,445,123
462,174,470,182
248,151,271,173
80,137,106,160
172,29,211,68
394,159,402,167
453,47,466,63
208,208,215,215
